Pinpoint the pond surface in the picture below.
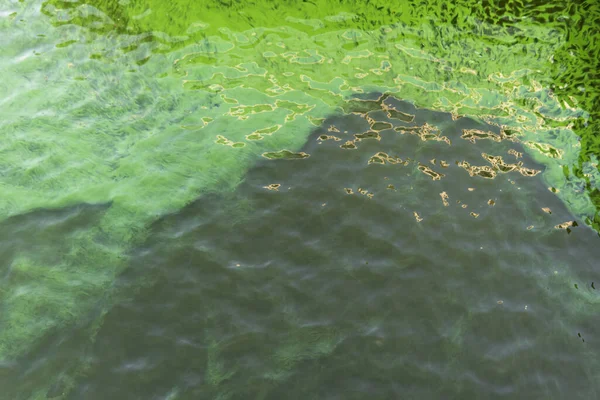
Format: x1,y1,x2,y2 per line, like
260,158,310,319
0,1,599,399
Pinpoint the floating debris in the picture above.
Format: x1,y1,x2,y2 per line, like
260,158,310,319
413,211,423,222
263,183,281,191
353,187,374,198
440,191,449,206
555,220,578,233
542,207,552,214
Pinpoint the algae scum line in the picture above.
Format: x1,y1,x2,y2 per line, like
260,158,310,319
0,0,599,398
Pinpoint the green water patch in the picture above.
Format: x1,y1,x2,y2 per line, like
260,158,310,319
0,203,111,357
10,0,595,224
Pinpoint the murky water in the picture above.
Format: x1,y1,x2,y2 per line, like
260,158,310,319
0,1,599,399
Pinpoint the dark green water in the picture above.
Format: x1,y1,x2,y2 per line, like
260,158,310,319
1,1,599,399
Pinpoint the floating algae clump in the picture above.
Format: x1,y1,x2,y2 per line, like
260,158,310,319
0,0,599,397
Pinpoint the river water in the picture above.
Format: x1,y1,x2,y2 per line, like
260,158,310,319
0,1,599,399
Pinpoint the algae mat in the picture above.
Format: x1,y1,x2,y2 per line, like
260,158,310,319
0,0,599,398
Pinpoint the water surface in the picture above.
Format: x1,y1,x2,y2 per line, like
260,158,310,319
0,1,599,398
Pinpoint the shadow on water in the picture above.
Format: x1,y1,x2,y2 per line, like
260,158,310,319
11,98,598,400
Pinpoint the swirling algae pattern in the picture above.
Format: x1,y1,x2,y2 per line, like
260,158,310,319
0,0,598,398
